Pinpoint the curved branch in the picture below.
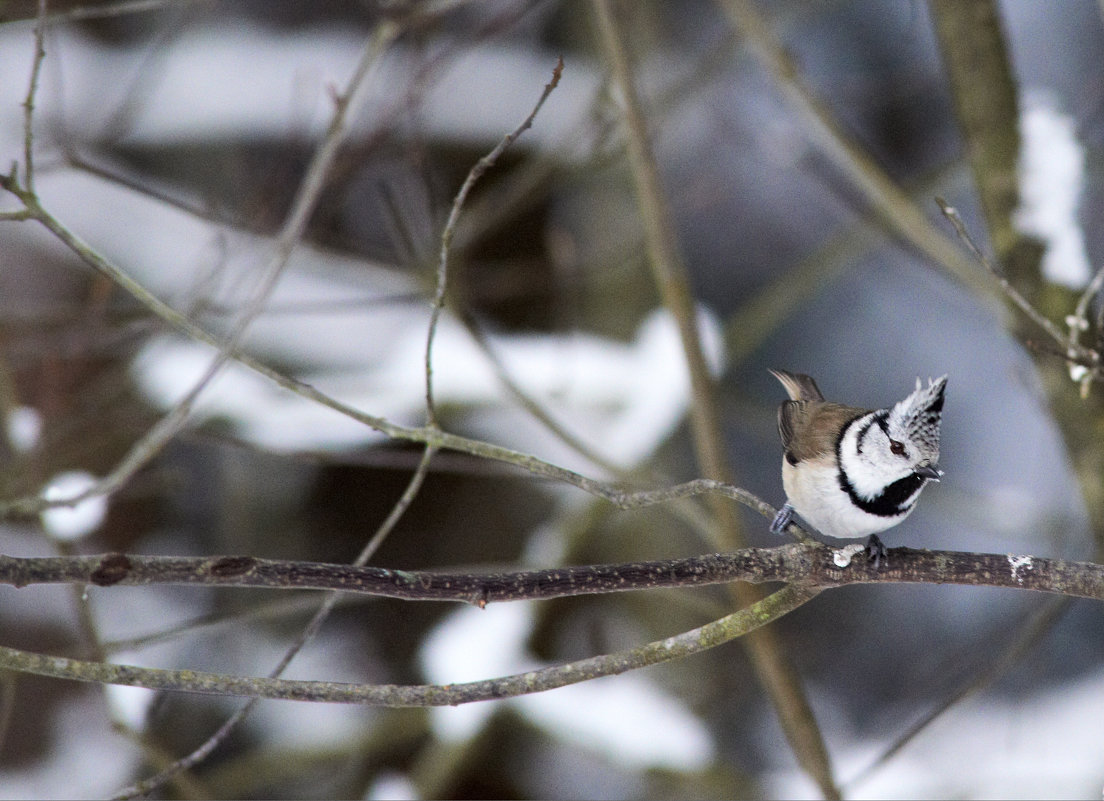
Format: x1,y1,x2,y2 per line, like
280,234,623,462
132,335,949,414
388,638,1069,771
0,584,816,706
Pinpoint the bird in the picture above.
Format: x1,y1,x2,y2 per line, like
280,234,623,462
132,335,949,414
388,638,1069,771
768,369,947,564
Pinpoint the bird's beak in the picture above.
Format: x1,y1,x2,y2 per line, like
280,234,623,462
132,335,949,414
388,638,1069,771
915,464,943,481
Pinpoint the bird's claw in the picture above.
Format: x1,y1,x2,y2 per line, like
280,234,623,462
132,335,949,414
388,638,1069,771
770,503,794,535
866,534,888,568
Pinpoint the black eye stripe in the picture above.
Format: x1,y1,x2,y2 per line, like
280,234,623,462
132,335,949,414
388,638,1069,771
875,414,910,457
856,411,888,455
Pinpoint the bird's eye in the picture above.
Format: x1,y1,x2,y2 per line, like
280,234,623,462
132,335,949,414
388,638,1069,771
889,439,906,456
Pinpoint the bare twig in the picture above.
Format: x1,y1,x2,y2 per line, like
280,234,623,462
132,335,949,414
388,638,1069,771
100,593,365,655
1071,263,1104,335
0,23,399,517
460,311,629,475
425,57,564,425
43,0,196,22
0,672,15,755
118,55,559,796
937,198,1087,359
21,0,49,194
928,0,1022,265
592,1,727,504
0,21,764,554
0,23,740,536
103,23,403,798
1067,262,1104,395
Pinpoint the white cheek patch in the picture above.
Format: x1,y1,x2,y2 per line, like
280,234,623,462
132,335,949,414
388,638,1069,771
839,416,913,500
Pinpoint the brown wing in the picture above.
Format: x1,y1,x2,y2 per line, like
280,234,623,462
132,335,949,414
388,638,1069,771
776,399,803,453
772,369,833,459
771,368,867,462
782,402,866,462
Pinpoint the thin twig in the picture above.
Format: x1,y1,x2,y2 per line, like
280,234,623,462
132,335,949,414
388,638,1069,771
116,52,555,796
47,0,196,21
105,24,403,799
1067,261,1104,394
100,593,365,655
1,82,771,539
1071,262,1104,333
0,23,399,518
928,0,1021,265
460,310,627,476
937,197,1080,356
592,1,726,504
21,0,49,194
425,57,564,425
0,672,15,757
0,26,733,532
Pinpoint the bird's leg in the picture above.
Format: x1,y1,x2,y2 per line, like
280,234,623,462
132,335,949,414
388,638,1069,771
770,502,794,535
866,534,888,568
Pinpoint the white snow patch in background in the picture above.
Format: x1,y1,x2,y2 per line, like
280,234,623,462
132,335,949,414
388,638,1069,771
40,470,107,541
6,405,41,452
419,601,714,771
105,685,156,731
6,25,597,157
130,305,722,468
764,665,1104,799
364,771,419,800
419,601,535,743
0,695,141,799
1014,91,1092,288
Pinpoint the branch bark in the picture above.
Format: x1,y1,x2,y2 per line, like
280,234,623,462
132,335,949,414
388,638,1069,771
929,0,1042,290
3,544,1099,602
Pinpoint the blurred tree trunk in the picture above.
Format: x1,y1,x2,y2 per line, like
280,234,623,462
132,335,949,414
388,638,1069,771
930,0,1104,545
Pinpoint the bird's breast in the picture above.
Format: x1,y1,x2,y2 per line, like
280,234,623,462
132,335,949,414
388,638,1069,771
781,457,916,540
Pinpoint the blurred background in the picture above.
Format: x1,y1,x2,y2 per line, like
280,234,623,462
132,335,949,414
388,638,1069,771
1,0,1103,798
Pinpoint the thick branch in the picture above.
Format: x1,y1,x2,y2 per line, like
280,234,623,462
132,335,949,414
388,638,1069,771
929,0,1039,287
2,545,1099,603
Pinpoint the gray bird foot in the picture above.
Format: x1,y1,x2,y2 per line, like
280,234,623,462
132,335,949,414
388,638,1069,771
866,534,888,568
770,503,794,535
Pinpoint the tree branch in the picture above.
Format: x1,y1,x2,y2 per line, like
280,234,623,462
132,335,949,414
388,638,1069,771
0,584,817,707
3,544,1099,603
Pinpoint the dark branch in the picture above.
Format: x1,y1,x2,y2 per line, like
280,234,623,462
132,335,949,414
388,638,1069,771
1,545,1100,605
